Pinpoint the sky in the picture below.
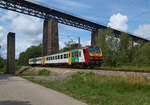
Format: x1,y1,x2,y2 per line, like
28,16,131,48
0,0,150,59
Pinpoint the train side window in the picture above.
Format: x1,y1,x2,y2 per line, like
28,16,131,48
64,54,66,59
72,52,74,57
83,49,86,54
61,55,63,59
66,54,68,58
64,54,68,59
79,51,81,57
64,54,65,58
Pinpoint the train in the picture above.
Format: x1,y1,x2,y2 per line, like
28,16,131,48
29,46,103,67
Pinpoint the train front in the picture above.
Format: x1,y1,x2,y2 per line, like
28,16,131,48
86,47,103,66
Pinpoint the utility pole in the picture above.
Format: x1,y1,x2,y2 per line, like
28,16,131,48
78,37,81,48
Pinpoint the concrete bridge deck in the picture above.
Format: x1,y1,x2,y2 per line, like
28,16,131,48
0,74,87,105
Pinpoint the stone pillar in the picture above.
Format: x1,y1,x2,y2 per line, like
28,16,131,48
7,32,15,74
42,18,59,56
91,30,98,46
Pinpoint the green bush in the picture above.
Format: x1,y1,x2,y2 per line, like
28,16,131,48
38,69,51,76
0,57,4,68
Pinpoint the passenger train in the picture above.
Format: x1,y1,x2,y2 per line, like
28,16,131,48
29,46,103,67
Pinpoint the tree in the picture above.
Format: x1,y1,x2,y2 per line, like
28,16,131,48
134,42,150,66
132,40,146,66
17,44,42,66
60,39,81,52
96,28,119,66
117,33,131,65
0,57,4,68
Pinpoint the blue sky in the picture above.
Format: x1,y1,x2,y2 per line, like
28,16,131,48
0,0,150,59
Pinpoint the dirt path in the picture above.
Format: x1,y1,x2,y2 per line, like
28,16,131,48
30,67,150,78
0,74,87,105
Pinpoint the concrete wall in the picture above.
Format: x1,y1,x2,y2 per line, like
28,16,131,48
7,32,15,74
42,18,59,56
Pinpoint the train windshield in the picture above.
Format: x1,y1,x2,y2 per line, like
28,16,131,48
95,48,100,53
89,48,95,53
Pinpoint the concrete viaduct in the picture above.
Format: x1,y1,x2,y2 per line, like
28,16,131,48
0,0,149,73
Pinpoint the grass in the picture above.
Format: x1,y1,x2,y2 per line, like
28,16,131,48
98,66,150,71
38,69,51,76
22,72,150,105
19,69,51,76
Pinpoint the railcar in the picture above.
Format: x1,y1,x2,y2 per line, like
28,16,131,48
29,46,103,67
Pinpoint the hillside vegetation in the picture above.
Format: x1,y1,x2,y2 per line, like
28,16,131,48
96,28,150,67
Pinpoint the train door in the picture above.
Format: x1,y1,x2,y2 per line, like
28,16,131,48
42,57,45,65
68,52,71,65
71,50,79,63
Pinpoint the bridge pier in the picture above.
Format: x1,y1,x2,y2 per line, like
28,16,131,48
91,30,99,46
7,32,15,74
42,18,59,56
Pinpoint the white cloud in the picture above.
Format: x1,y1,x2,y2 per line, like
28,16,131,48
108,13,128,31
0,11,43,58
134,24,150,39
0,25,6,58
0,35,7,59
81,40,91,47
59,41,65,49
0,11,17,21
11,14,43,58
11,14,42,37
0,26,4,32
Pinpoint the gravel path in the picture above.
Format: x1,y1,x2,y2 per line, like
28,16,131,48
32,67,150,78
0,74,87,105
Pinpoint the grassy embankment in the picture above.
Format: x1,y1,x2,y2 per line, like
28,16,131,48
18,69,51,76
98,66,150,71
21,72,150,105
